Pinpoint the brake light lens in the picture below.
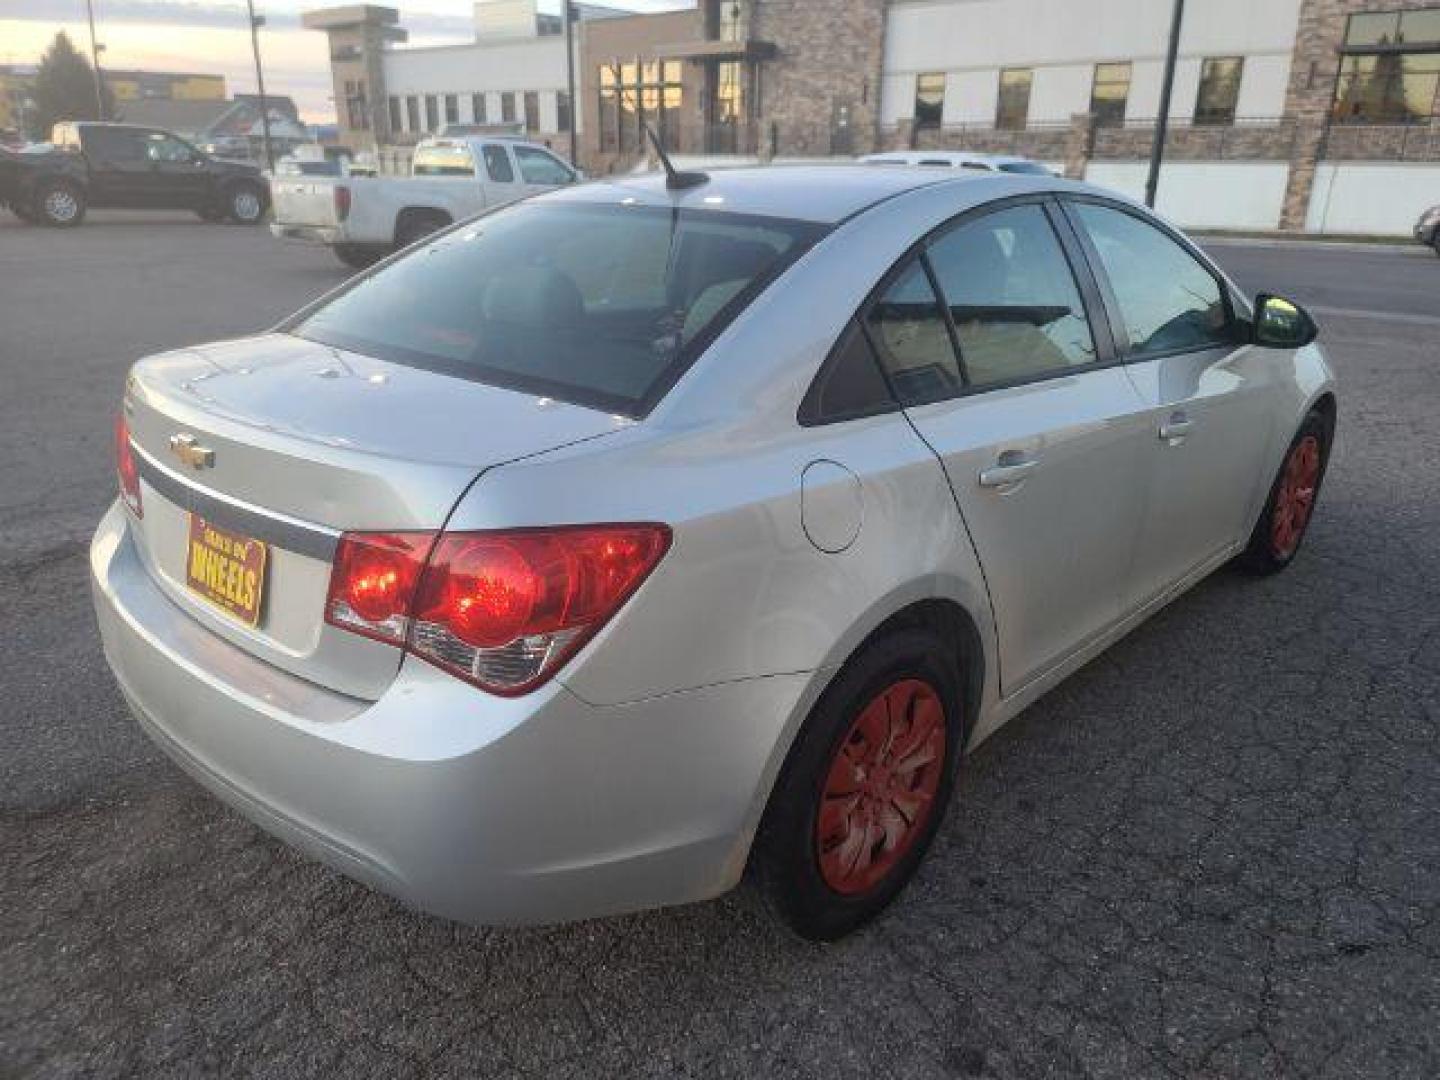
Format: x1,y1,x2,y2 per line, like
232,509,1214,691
324,532,432,645
323,524,670,695
334,184,351,221
115,414,142,517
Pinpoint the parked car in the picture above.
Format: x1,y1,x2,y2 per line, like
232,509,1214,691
861,150,1057,175
94,166,1335,940
269,135,578,269
1415,204,1440,255
0,121,269,226
0,127,26,150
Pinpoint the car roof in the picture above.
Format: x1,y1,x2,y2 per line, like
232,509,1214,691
542,164,1056,225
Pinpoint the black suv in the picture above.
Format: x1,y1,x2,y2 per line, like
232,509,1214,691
0,121,270,227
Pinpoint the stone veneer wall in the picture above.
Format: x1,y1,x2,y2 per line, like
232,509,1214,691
751,0,889,157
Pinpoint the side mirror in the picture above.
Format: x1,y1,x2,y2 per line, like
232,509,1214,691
1253,293,1318,349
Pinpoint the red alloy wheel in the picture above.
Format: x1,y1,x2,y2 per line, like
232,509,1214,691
816,678,947,896
1271,434,1322,559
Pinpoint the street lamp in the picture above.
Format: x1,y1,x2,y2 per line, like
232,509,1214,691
84,0,106,120
1145,0,1186,208
246,0,275,171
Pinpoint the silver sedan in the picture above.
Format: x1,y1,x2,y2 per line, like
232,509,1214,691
92,166,1336,939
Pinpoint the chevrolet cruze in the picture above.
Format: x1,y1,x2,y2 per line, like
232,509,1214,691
92,166,1335,940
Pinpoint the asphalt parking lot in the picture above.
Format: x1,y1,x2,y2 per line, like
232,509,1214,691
3,211,1440,1079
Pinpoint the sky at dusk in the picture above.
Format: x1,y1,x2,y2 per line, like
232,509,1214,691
1,1,687,124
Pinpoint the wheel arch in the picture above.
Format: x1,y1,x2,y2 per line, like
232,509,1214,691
394,205,453,245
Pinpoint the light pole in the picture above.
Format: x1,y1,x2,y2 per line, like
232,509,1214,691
563,0,578,169
1145,0,1185,208
84,0,106,120
246,0,275,171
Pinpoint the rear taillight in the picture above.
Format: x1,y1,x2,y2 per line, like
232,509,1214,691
334,184,351,221
115,414,142,517
324,524,671,695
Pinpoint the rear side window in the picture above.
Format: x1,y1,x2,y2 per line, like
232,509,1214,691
515,146,574,185
799,320,895,424
1071,202,1230,356
413,145,475,177
864,260,961,403
481,144,514,182
292,202,824,416
926,204,1098,388
82,127,145,161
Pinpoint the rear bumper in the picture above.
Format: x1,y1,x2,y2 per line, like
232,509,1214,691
269,222,346,246
91,501,811,925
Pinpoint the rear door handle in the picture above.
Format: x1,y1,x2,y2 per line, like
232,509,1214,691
1159,412,1194,442
978,455,1039,488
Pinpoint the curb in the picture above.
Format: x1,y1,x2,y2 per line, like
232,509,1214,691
1195,233,1431,256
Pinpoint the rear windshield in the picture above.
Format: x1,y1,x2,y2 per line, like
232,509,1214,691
291,201,825,415
412,145,475,176
998,161,1053,175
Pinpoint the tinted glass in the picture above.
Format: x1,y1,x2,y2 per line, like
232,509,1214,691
482,144,515,182
996,68,1032,130
1195,57,1243,125
83,127,145,161
915,73,945,128
997,161,1050,175
865,260,961,403
515,145,574,185
1090,62,1131,126
293,203,821,415
801,320,895,423
927,204,1097,387
413,145,474,176
145,133,194,163
1073,203,1230,356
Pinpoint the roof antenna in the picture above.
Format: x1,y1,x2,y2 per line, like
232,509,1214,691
611,63,708,191
645,123,708,190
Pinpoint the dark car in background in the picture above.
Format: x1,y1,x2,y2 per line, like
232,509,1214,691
0,121,269,227
1416,204,1440,256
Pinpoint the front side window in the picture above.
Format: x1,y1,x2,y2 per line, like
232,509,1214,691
915,72,945,129
996,68,1032,130
481,144,515,182
1090,62,1132,126
514,145,574,185
145,132,195,163
926,204,1097,388
292,202,822,416
865,260,960,403
1072,202,1230,357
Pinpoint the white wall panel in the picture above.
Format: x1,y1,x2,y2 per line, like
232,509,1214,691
1305,164,1440,235
1083,161,1289,231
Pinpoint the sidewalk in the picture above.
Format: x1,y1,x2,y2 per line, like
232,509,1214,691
1194,229,1431,255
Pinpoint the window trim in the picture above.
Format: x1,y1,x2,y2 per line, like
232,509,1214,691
1054,193,1243,364
798,194,1125,426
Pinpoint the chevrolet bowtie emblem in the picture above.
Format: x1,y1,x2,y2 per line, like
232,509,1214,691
168,433,215,469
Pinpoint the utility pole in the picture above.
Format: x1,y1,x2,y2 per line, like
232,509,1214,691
84,0,106,120
1145,0,1185,208
564,0,579,170
246,0,275,171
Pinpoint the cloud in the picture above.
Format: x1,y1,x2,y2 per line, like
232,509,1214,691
5,0,474,39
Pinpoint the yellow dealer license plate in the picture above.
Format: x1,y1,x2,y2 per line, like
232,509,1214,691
185,514,267,627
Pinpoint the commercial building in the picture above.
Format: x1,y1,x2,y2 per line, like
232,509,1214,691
308,0,1440,234
104,70,227,103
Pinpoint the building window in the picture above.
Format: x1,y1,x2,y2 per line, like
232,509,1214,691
914,72,945,128
444,94,458,125
557,90,571,133
1194,57,1243,125
406,96,420,132
424,94,438,131
501,92,516,123
995,68,1032,130
472,93,487,124
524,90,540,131
1090,62,1131,126
1333,9,1440,123
711,0,746,42
345,79,368,130
388,96,402,134
599,59,685,154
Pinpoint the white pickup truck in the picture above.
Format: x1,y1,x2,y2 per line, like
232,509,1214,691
269,136,579,269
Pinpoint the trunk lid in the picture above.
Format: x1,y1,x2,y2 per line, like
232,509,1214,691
123,333,626,699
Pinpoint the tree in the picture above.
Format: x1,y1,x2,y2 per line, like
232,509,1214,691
27,31,114,141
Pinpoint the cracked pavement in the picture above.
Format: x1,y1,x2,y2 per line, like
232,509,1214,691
2,215,1439,1078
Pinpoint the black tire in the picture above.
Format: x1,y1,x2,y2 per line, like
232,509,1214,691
394,211,449,249
1238,408,1332,575
333,243,385,270
225,182,266,225
752,627,964,941
33,178,86,227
